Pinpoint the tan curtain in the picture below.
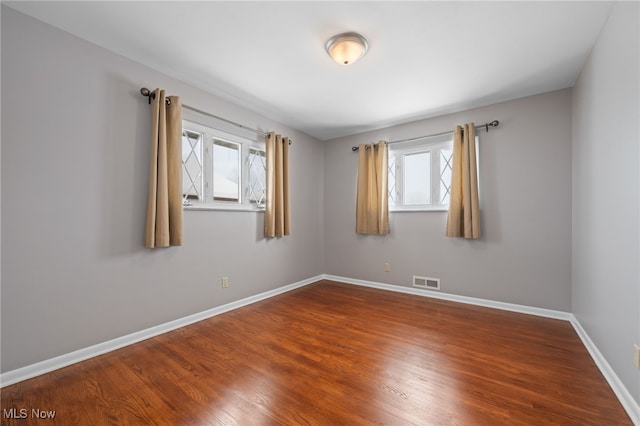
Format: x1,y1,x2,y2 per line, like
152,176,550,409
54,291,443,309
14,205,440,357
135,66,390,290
446,123,480,239
356,141,389,235
144,89,183,248
264,132,290,238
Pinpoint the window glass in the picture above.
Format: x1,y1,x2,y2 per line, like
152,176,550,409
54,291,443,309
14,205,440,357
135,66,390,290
213,140,240,202
439,148,453,205
248,148,266,205
388,154,397,207
182,130,203,203
403,152,431,205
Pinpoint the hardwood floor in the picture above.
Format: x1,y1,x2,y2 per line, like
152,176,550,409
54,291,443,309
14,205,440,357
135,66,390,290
1,280,632,425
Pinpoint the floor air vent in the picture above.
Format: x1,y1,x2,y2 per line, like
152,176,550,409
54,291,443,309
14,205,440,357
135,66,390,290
413,276,440,290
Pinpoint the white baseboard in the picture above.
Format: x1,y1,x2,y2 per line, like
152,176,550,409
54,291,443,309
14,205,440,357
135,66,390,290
322,274,572,320
570,316,640,425
0,275,323,388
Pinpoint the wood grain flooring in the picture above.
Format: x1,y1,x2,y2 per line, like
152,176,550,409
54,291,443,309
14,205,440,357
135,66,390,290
0,280,632,425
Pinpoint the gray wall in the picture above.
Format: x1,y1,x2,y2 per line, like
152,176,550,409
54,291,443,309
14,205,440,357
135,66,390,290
1,7,325,373
324,89,573,311
572,2,640,406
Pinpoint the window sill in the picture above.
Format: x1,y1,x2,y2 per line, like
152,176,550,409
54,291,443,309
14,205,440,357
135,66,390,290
390,206,449,213
184,204,265,213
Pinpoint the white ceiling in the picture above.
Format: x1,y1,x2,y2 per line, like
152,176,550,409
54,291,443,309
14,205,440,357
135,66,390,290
5,1,614,141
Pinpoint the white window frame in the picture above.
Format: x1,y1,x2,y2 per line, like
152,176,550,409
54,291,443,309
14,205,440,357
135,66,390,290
181,120,266,212
389,134,479,212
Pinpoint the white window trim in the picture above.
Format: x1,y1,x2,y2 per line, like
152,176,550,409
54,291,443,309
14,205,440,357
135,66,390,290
182,120,266,213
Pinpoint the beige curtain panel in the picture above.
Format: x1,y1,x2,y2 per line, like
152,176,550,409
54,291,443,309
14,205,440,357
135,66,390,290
264,132,291,238
446,123,480,239
356,141,389,235
144,89,183,248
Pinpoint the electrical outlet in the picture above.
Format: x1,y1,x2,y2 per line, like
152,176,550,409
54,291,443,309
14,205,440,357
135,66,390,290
221,277,229,288
634,344,640,369
384,262,391,272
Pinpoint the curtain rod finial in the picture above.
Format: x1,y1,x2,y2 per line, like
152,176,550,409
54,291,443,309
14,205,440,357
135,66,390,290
140,87,155,104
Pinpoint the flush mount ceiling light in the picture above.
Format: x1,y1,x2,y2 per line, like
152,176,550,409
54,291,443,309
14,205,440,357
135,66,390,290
325,32,369,65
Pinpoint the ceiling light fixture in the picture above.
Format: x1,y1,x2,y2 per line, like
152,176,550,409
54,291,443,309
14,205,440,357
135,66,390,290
325,32,368,66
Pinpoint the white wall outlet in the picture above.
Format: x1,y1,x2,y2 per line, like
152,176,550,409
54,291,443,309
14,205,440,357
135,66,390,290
634,344,640,369
384,262,391,272
221,277,229,288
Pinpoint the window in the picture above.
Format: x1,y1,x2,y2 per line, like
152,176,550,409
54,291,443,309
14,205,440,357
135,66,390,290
388,134,478,211
247,148,266,205
181,120,266,210
212,140,240,202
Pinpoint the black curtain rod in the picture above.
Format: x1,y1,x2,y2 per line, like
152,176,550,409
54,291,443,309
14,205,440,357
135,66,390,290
140,88,279,141
351,120,499,151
